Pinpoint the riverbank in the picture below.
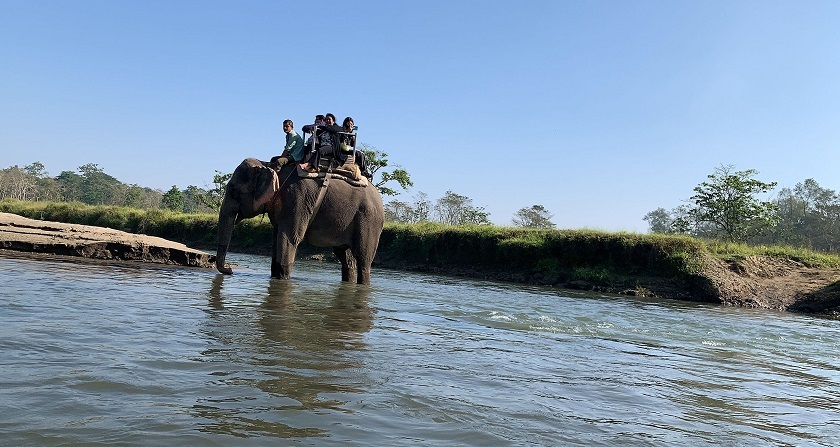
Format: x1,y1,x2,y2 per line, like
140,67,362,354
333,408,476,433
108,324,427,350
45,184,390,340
375,223,840,315
0,212,214,268
2,199,839,315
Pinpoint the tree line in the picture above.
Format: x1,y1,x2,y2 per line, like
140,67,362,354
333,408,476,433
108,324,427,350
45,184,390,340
383,192,556,229
0,159,558,229
0,162,225,213
644,164,840,253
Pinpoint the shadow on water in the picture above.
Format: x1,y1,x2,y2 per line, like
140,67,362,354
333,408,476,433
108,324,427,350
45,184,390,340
196,274,374,439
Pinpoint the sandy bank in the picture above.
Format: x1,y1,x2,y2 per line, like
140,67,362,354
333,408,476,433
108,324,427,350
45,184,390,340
0,212,214,268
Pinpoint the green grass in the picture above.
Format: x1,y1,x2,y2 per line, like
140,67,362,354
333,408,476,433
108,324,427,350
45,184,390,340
705,240,840,269
4,199,839,281
379,222,710,281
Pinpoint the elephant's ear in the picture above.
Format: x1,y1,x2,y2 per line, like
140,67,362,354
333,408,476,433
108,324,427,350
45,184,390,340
253,165,280,210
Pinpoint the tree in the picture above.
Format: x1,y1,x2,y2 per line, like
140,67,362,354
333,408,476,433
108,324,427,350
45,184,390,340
676,165,779,242
24,161,47,178
34,177,63,202
643,208,673,234
358,143,413,196
770,179,840,251
121,184,145,209
183,185,215,213
199,170,232,211
161,185,185,212
383,192,433,223
434,190,491,226
0,165,38,201
56,170,85,202
21,161,62,201
384,200,414,223
76,163,123,205
512,205,556,229
411,192,431,222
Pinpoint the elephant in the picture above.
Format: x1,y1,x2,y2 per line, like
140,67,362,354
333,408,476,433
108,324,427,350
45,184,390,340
216,158,384,284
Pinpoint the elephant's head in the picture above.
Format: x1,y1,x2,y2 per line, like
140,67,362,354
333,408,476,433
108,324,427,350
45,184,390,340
216,158,279,274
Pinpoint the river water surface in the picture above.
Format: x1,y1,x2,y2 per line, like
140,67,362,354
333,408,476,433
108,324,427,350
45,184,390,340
1,252,839,446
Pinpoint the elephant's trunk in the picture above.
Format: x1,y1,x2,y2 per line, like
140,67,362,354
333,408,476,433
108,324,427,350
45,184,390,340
216,206,237,275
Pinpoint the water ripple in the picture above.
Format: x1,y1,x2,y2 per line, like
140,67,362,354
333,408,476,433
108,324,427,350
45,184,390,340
1,253,839,446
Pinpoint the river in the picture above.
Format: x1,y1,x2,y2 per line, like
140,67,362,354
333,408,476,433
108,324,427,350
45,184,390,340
1,252,839,446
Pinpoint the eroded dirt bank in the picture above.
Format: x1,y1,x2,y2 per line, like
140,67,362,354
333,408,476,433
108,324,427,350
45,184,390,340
688,254,840,315
373,254,840,316
0,213,214,268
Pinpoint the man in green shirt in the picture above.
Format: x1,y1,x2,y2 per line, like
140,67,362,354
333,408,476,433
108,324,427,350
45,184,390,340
271,119,305,168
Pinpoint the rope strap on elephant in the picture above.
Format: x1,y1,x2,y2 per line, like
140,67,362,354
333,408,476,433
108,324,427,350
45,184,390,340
308,166,332,227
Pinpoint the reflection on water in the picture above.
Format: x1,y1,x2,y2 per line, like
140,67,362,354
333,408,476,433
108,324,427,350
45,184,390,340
197,275,374,438
1,252,839,446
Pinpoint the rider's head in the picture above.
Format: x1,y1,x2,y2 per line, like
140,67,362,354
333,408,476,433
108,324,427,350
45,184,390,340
342,117,354,130
282,119,293,131
315,114,325,124
325,113,336,125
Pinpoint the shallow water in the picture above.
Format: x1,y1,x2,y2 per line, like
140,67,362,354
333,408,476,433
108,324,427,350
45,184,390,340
1,252,839,446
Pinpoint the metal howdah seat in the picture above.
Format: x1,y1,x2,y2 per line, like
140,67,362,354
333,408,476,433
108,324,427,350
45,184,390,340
301,125,358,172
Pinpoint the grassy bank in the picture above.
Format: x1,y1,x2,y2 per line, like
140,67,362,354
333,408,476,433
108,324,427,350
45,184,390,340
377,222,710,286
3,199,839,290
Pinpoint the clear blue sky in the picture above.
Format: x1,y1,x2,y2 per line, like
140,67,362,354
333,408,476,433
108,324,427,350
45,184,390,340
2,0,838,231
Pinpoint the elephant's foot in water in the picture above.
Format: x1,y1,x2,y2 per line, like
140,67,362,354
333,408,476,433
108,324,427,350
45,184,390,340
271,261,293,279
356,266,371,285
335,249,372,285
333,247,357,283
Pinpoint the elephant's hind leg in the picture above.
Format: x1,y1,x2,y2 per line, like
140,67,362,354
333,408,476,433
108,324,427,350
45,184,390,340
356,265,371,285
352,228,380,285
333,247,357,282
352,246,374,285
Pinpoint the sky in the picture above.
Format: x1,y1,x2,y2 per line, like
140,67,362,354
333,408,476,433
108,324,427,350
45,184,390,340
1,0,838,231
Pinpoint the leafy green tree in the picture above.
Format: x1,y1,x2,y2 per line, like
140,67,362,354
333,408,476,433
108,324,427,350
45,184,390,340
183,185,214,213
76,163,123,205
24,161,47,178
56,170,85,202
161,185,185,212
675,165,779,242
512,205,556,229
121,184,145,208
434,190,491,226
359,143,413,196
199,170,232,211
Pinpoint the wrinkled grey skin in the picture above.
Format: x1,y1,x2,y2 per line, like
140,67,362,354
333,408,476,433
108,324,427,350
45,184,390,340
216,158,385,284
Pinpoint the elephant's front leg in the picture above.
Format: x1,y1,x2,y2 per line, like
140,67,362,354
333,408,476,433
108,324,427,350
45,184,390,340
333,247,357,282
271,231,298,279
271,259,292,279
